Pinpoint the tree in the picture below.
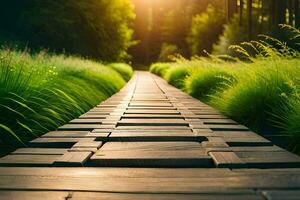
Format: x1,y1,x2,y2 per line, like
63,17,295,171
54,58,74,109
226,0,238,21
187,5,226,56
0,0,135,61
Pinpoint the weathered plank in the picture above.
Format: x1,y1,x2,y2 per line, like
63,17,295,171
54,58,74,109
29,138,95,148
108,130,206,141
90,151,213,167
42,131,89,138
0,191,69,200
11,148,67,155
53,152,92,166
209,152,245,168
262,190,300,200
0,155,59,166
118,119,189,126
58,124,105,131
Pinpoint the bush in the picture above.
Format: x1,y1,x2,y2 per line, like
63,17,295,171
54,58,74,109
185,64,236,101
0,49,128,151
283,99,300,153
108,63,133,81
187,5,226,56
164,65,190,89
149,63,172,77
211,58,300,133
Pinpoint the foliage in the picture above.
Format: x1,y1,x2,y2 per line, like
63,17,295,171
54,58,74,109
0,0,135,61
158,43,182,62
150,28,300,153
108,63,133,81
164,65,190,89
211,59,300,133
0,49,130,152
187,5,226,56
213,14,250,54
149,63,172,77
185,64,236,101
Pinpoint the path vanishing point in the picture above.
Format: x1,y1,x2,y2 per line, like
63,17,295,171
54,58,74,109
0,72,300,199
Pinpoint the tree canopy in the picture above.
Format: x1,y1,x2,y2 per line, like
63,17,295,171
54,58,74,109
0,0,135,61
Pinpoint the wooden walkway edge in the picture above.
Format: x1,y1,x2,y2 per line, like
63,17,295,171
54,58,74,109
0,71,300,199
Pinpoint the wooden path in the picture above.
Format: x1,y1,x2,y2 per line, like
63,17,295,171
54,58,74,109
0,71,300,199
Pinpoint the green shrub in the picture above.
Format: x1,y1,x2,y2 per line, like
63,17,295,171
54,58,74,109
211,58,300,133
185,65,236,101
0,49,127,151
283,99,300,153
149,63,172,77
164,65,190,89
108,63,133,81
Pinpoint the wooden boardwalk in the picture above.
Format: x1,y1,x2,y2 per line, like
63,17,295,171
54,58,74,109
0,71,300,199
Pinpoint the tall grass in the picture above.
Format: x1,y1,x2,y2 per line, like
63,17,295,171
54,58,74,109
0,49,130,153
150,25,300,153
149,63,172,77
107,63,133,81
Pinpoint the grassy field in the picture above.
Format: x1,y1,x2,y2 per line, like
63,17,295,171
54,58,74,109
150,27,300,153
0,49,132,153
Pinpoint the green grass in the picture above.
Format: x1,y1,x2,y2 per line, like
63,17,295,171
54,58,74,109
150,25,300,153
185,64,236,101
149,63,172,77
164,64,191,89
150,57,300,153
0,49,131,153
108,63,133,81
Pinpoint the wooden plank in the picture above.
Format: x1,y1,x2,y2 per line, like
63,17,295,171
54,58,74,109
69,119,104,124
91,142,211,167
0,155,59,166
118,119,189,126
29,138,95,148
90,150,212,167
125,110,180,114
0,173,300,192
209,152,245,168
208,124,249,131
100,142,204,151
229,146,285,152
213,131,272,146
262,190,300,200
53,152,92,167
122,114,184,119
71,191,264,200
129,103,173,107
86,132,110,140
58,124,105,131
72,141,102,148
127,107,177,110
79,114,107,119
235,151,300,168
116,126,191,130
0,167,232,177
42,131,89,138
202,118,238,125
195,115,228,119
11,148,67,155
108,131,206,142
0,191,69,200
